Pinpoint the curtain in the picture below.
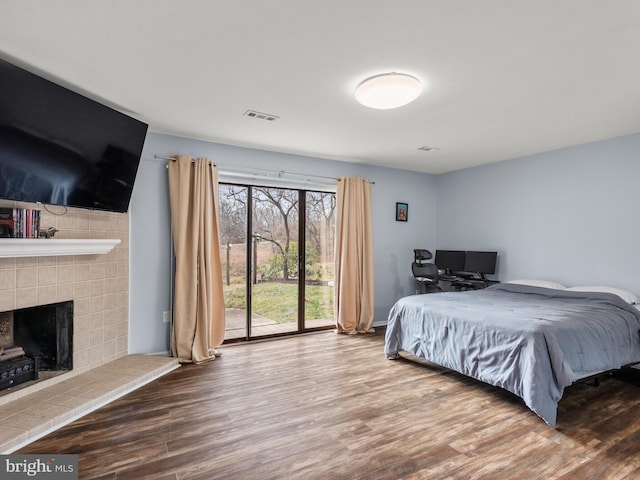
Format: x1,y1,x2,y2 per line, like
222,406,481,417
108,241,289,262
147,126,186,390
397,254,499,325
168,156,225,363
335,176,374,333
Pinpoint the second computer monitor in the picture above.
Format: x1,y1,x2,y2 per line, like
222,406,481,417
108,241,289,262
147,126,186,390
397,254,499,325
434,250,466,273
464,251,497,275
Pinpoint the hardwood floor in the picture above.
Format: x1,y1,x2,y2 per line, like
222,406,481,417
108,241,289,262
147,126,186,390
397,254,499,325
18,329,640,479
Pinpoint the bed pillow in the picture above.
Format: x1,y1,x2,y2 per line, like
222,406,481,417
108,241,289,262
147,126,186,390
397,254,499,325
506,279,566,290
565,286,639,305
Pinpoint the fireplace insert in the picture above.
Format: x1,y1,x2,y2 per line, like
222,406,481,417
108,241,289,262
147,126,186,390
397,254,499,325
0,355,37,390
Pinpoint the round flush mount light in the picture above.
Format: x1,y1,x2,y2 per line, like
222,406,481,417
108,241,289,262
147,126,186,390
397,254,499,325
355,72,422,110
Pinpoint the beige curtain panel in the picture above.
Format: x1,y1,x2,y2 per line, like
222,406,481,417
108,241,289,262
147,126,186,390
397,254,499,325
335,176,375,333
168,156,225,363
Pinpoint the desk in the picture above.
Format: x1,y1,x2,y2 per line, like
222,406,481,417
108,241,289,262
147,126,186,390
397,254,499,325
438,277,499,292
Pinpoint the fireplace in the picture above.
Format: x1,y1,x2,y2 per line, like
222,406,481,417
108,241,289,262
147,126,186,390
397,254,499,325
0,301,73,391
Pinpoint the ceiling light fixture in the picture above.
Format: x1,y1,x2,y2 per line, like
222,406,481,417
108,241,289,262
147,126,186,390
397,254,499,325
355,72,422,110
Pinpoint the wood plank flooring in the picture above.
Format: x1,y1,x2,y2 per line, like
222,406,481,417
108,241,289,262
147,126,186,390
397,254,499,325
18,329,640,480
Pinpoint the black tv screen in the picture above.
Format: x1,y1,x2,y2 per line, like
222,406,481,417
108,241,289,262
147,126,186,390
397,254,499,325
0,58,148,213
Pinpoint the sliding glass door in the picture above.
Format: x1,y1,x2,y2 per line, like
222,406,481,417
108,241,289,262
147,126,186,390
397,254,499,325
219,184,335,341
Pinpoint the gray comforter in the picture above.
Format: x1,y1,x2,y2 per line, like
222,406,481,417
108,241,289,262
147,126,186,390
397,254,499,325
384,283,640,426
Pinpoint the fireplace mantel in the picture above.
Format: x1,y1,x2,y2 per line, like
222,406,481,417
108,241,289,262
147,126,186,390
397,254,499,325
0,238,121,258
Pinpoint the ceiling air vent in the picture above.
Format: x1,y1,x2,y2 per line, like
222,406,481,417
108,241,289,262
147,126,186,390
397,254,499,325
243,110,279,122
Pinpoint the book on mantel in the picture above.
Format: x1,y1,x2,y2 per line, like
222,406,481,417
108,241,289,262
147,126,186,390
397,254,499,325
0,207,41,238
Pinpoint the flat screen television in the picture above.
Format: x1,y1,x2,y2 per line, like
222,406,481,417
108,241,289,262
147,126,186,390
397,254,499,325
0,58,148,213
434,249,466,273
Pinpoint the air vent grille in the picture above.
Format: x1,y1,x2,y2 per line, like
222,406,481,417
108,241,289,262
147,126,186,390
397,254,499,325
244,110,279,122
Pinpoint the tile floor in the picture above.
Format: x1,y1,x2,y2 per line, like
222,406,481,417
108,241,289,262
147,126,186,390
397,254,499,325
0,354,180,453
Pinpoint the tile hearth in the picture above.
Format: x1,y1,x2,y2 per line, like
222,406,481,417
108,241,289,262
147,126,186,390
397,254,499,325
0,354,179,453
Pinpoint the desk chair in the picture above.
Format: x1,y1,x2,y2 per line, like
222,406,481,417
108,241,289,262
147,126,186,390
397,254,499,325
412,249,441,294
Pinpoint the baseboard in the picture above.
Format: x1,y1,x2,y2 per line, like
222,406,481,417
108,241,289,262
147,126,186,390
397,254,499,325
145,351,171,356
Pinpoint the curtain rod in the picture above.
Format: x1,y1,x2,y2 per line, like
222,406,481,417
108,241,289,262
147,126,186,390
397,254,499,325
153,155,374,184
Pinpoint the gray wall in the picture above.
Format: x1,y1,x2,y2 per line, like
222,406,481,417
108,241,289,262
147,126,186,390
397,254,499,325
130,131,640,354
129,132,437,353
436,132,640,294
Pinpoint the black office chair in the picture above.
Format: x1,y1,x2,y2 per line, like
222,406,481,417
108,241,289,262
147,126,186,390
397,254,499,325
412,249,441,294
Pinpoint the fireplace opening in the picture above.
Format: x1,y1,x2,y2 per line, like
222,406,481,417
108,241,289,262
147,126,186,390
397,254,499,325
0,301,73,392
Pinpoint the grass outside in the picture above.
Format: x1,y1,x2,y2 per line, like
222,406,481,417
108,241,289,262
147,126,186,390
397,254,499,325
223,281,334,323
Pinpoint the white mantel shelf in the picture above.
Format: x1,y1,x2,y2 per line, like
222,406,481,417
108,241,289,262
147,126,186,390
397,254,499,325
0,238,121,258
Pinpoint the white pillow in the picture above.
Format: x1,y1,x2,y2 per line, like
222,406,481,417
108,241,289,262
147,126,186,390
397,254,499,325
507,279,566,290
565,286,639,305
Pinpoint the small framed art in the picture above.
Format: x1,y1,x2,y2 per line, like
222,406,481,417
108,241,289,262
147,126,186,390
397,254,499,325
396,202,408,222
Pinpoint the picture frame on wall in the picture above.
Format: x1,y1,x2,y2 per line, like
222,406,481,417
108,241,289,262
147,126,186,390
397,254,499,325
396,202,408,222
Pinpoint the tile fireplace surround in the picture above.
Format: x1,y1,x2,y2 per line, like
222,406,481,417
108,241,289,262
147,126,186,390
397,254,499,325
0,201,179,452
0,201,131,372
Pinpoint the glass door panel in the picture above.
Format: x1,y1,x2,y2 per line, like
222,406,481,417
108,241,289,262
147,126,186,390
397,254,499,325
304,191,335,329
219,185,248,340
250,187,299,336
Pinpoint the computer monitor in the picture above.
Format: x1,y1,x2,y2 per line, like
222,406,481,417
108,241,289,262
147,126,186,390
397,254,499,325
464,251,497,278
434,250,466,274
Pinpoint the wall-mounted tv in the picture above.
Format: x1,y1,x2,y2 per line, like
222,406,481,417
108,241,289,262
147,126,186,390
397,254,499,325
0,58,148,213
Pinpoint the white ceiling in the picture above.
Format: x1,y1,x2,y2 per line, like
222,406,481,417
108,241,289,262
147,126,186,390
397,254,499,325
1,1,639,174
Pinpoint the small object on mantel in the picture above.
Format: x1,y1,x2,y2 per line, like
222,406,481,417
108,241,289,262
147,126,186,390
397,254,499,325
41,227,59,238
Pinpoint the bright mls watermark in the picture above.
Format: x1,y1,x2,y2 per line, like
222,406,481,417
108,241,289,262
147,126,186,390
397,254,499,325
0,455,78,479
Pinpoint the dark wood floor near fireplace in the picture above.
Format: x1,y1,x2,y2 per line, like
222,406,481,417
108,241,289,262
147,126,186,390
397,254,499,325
19,329,640,480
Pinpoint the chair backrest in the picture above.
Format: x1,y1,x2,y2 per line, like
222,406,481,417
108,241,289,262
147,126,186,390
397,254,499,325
411,262,438,282
413,249,432,263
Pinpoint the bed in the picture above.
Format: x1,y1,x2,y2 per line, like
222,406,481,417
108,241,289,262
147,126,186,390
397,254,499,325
384,283,640,427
